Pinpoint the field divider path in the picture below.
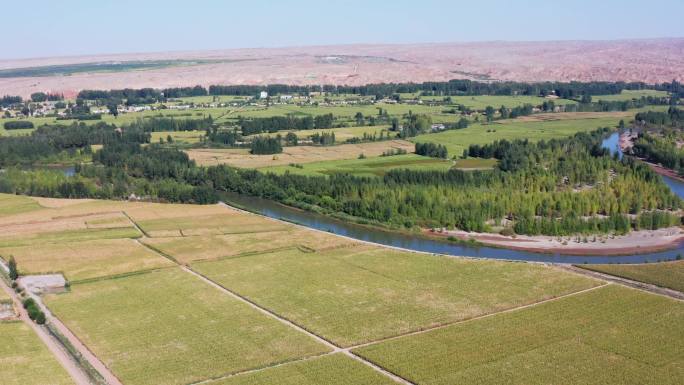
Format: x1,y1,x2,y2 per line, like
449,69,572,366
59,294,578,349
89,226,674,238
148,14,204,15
180,266,415,385
344,283,609,351
132,234,416,385
560,265,684,301
0,277,92,385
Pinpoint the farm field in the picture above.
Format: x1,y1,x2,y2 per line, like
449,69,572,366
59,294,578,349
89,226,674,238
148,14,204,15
264,153,453,177
186,140,415,168
0,238,173,283
0,193,42,216
191,246,598,346
141,228,355,264
396,93,577,108
579,260,684,292
44,268,329,385
0,322,74,385
150,130,204,144
0,193,681,385
411,111,635,155
129,208,289,237
594,89,669,102
246,125,391,141
354,285,684,385
211,353,395,385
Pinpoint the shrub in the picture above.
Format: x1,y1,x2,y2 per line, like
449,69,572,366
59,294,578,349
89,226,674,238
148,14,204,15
22,297,36,309
3,121,34,130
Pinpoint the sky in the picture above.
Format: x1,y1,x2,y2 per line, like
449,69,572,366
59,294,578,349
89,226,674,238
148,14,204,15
3,0,684,60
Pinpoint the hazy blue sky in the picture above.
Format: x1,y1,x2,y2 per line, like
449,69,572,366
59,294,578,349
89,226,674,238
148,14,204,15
4,0,684,59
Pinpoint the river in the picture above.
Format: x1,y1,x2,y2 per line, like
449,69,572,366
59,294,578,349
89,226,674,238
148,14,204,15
220,132,684,264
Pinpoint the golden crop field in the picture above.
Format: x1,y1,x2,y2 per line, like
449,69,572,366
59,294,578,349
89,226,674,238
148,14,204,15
0,193,681,385
0,238,173,283
186,140,415,168
45,268,329,385
0,322,73,385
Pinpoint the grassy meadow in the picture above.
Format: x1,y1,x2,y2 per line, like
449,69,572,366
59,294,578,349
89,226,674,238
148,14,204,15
354,285,684,385
579,260,684,292
0,322,74,385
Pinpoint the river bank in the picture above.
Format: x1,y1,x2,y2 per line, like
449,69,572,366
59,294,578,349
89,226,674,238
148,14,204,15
426,227,684,256
618,130,684,183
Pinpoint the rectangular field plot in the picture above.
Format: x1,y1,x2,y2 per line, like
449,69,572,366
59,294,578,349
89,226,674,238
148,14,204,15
210,353,395,385
0,238,173,282
0,193,42,216
44,268,328,385
354,285,684,385
191,247,597,346
142,228,355,264
580,260,684,292
411,111,632,155
186,140,415,168
264,154,453,177
0,322,73,385
124,203,289,237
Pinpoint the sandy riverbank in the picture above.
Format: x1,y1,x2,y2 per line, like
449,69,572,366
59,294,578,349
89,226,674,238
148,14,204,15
427,227,684,256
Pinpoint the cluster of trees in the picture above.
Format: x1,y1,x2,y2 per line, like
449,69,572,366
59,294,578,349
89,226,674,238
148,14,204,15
128,116,214,132
77,88,162,104
76,80,681,103
204,127,681,235
3,121,34,130
30,92,64,102
161,86,208,98
249,136,282,154
0,95,22,107
415,142,447,158
239,114,334,135
631,132,684,174
206,127,240,146
0,122,149,166
635,107,682,127
310,132,335,145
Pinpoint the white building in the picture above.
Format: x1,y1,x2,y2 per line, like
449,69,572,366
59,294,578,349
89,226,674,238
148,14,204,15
260,91,268,99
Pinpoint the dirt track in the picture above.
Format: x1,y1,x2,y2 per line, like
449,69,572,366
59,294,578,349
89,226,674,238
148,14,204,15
0,278,91,385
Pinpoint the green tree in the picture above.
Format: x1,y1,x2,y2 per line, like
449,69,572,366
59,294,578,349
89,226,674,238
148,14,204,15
8,255,17,280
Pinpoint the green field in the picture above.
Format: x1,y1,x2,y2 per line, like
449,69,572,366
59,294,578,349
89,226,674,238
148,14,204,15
411,112,632,155
45,268,328,385
150,130,205,144
594,89,669,102
579,260,684,292
263,153,453,177
0,322,73,385
354,285,684,385
191,246,597,347
452,157,498,169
